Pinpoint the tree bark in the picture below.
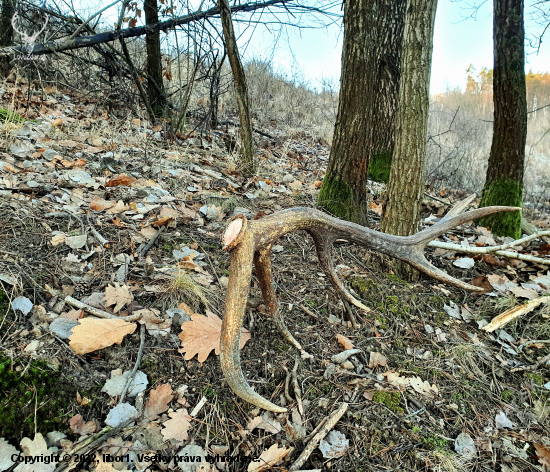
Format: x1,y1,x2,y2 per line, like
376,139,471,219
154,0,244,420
144,0,167,117
219,0,255,175
368,0,407,184
380,0,438,278
478,0,526,239
317,0,379,225
0,0,14,76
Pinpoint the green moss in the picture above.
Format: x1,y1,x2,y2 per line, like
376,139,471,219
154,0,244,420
478,179,522,238
0,354,78,439
501,389,513,402
372,391,403,414
348,277,375,299
0,108,26,123
422,434,450,451
525,372,545,386
368,150,392,183
318,176,353,219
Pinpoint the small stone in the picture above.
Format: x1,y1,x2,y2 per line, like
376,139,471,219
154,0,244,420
65,235,87,249
105,403,139,427
272,245,284,253
341,361,354,370
11,296,33,315
283,174,294,184
219,276,229,288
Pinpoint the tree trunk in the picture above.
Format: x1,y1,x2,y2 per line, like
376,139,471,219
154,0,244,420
144,0,167,117
317,0,379,225
368,0,407,184
478,0,526,239
380,0,438,279
0,0,15,76
219,0,255,175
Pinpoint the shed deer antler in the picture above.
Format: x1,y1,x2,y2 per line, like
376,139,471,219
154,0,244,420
221,205,520,412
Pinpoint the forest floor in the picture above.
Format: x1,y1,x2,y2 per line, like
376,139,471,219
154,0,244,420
0,78,550,472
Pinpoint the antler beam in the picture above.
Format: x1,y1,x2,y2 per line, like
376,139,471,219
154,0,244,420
221,205,520,412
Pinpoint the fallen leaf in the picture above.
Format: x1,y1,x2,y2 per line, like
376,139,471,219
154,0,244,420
105,173,137,187
495,411,513,429
471,275,493,293
0,437,18,472
16,433,58,472
51,234,66,246
336,334,354,350
319,430,349,459
144,384,173,420
453,257,475,269
369,352,388,368
509,286,538,300
178,310,251,363
246,412,282,434
483,254,505,267
51,118,63,126
161,409,192,442
152,216,172,227
69,414,98,435
103,283,133,313
90,197,116,211
105,200,129,215
369,202,383,216
534,443,550,471
69,318,137,355
248,444,291,472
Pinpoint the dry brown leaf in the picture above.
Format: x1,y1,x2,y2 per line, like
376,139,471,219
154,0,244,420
136,308,171,335
471,275,493,293
336,334,354,350
369,201,383,216
51,234,66,246
103,283,133,313
161,408,192,441
152,216,172,227
248,444,291,472
314,180,322,188
90,197,115,211
105,200,129,215
85,146,103,154
535,443,550,471
178,310,251,363
51,118,63,126
144,384,173,420
369,352,388,368
69,318,137,355
69,414,99,435
105,173,137,187
60,309,83,320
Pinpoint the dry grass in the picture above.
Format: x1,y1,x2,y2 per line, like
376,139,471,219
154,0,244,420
160,270,212,311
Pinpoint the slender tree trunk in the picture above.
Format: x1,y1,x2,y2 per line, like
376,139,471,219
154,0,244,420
478,0,526,239
318,0,379,225
380,0,438,279
219,0,255,175
368,0,407,184
0,0,15,76
144,0,167,117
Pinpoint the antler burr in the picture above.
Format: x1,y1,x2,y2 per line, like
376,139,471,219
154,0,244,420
221,205,520,412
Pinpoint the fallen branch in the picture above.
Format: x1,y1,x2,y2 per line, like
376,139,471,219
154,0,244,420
88,226,109,247
292,357,304,415
511,353,550,372
289,402,349,471
427,240,550,265
65,296,142,322
482,296,550,332
140,225,165,257
119,323,146,403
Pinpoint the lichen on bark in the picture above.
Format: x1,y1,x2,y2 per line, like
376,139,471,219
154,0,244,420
478,179,522,238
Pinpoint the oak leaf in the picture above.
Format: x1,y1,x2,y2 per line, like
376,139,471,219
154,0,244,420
90,197,115,211
534,443,550,471
336,334,354,350
248,444,291,472
161,409,192,442
144,383,174,420
178,310,251,363
103,283,133,313
105,173,137,187
69,318,137,355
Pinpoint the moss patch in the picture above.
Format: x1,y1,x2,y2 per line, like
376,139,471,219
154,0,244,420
368,150,392,183
318,176,353,220
478,179,522,238
0,354,77,439
372,391,403,414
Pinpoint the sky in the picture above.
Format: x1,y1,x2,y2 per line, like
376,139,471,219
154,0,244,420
239,0,550,94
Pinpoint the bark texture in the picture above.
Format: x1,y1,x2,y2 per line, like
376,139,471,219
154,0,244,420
381,0,437,241
368,0,407,184
0,0,14,76
220,205,519,412
318,0,378,225
219,0,255,174
478,0,526,239
144,0,167,117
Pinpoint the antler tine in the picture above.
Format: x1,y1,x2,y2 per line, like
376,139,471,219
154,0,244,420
220,230,287,413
